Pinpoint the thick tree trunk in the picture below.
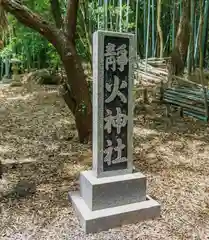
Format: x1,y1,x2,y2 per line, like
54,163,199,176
58,41,92,143
175,0,190,66
38,33,92,143
168,0,190,78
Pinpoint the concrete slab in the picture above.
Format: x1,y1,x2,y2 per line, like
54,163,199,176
69,192,161,234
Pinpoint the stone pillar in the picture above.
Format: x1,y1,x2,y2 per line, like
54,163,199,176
4,58,10,78
69,30,160,234
12,63,19,80
10,59,22,86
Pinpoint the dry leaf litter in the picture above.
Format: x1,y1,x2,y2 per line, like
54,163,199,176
0,82,208,240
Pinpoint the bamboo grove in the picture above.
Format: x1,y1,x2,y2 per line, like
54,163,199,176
0,0,208,75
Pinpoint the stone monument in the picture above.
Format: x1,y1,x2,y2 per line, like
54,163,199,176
69,30,160,234
11,57,22,86
1,57,11,83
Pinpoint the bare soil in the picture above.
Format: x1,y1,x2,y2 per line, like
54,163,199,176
0,83,209,240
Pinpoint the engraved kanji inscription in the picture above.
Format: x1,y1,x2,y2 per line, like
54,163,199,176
104,43,117,71
116,44,128,72
105,75,127,103
103,35,130,172
104,140,113,166
112,138,127,164
104,43,128,72
104,138,127,166
104,107,128,134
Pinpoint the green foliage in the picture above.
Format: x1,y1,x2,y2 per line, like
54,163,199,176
0,2,59,71
0,1,150,71
76,1,138,63
1,0,208,71
46,43,61,69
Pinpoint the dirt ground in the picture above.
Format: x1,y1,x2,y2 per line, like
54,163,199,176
0,83,209,240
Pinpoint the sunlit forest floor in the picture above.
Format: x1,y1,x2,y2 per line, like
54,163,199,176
0,83,209,240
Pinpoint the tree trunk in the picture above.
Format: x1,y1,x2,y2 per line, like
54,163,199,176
58,41,92,143
39,34,92,143
175,0,191,66
168,0,191,78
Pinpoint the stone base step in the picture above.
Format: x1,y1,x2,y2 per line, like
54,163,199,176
69,191,161,234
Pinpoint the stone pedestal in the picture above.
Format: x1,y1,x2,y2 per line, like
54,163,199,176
69,170,160,233
69,30,160,234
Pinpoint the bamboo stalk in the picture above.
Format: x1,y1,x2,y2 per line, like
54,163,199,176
157,0,163,58
135,0,139,54
145,0,151,72
187,0,194,74
144,0,147,56
202,0,209,63
97,0,101,29
199,0,209,119
126,0,130,31
152,0,155,56
172,0,176,49
109,0,113,31
119,0,123,32
104,0,108,30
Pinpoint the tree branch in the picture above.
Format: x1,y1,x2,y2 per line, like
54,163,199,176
50,0,63,29
65,0,79,45
1,0,62,48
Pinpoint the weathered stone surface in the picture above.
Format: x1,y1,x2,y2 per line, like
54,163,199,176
80,170,146,211
92,30,136,178
69,192,160,234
